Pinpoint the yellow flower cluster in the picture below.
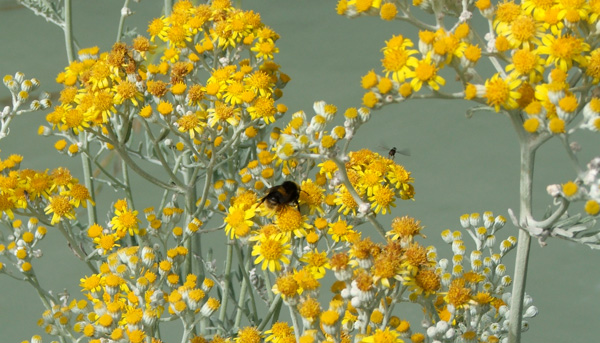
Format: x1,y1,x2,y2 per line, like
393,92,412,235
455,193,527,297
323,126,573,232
0,154,92,225
47,0,289,162
341,0,600,136
38,245,221,343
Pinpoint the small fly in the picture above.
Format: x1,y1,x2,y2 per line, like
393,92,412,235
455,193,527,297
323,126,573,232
379,145,410,160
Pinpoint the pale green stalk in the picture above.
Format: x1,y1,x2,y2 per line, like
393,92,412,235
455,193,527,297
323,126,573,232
257,296,282,331
63,0,74,63
80,131,98,224
506,112,550,343
234,244,258,327
217,243,234,334
116,0,131,42
507,143,534,343
288,304,301,343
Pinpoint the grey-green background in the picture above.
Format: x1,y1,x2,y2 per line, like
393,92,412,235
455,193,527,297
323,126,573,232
0,1,598,342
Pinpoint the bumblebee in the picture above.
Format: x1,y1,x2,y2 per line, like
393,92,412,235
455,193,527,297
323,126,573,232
258,181,301,210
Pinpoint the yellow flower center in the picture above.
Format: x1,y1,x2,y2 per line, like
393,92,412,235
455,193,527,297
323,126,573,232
485,77,510,107
177,113,201,131
115,81,137,100
50,195,73,216
512,49,536,74
373,185,394,206
260,238,284,260
382,49,410,72
276,207,304,234
495,1,521,23
214,102,235,120
415,60,435,81
511,15,536,42
447,279,471,306
415,269,441,292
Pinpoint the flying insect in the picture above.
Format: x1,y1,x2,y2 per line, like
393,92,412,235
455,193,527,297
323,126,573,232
379,145,410,160
258,181,301,210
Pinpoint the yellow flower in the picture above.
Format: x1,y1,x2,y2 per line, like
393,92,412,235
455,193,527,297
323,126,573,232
274,205,312,238
251,40,280,60
484,73,522,112
110,200,141,237
176,111,206,139
369,185,396,214
501,14,543,49
251,233,291,272
224,204,255,239
113,79,143,106
361,327,403,343
44,195,76,224
381,45,418,83
537,33,590,71
407,56,445,92
328,217,356,242
506,47,545,82
299,249,330,278
208,101,240,127
445,278,472,308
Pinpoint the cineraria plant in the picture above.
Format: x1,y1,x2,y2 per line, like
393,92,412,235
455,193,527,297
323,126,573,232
1,0,599,343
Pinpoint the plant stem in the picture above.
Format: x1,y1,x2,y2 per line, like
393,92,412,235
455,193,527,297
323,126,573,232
116,0,130,42
63,0,74,63
507,141,535,343
217,242,233,334
80,131,98,224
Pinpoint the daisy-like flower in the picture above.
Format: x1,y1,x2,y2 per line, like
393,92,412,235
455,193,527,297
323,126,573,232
387,215,424,244
356,168,383,197
381,45,419,83
501,13,544,49
235,326,262,343
44,195,76,225
274,205,313,238
369,184,396,214
147,17,168,42
403,268,441,298
484,73,522,112
251,232,291,272
264,322,294,343
272,272,300,303
328,217,356,243
245,70,274,97
317,160,338,179
293,267,320,295
334,185,359,216
80,274,102,293
224,204,255,240
207,101,240,127
537,33,590,71
112,78,143,106
445,278,472,309
64,183,95,208
585,48,600,84
299,249,330,278
372,247,402,288
492,0,522,34
408,55,446,92
110,200,141,237
176,110,206,139
505,47,545,83
361,327,403,343
299,179,325,215
251,40,280,60
247,96,277,124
